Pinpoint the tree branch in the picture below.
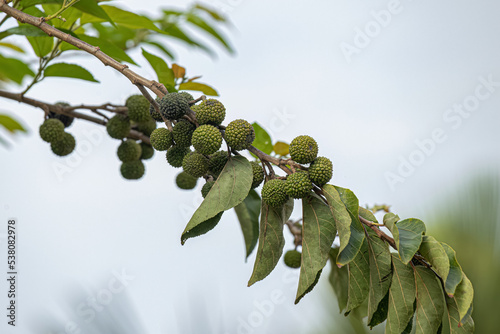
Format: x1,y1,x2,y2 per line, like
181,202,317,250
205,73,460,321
0,0,167,98
0,89,150,144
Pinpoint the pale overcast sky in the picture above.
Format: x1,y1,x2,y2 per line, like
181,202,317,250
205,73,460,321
1,0,500,333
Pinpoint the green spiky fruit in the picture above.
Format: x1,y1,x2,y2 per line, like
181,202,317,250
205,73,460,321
150,128,173,151
309,157,333,186
196,99,226,125
50,132,75,156
117,139,142,162
285,171,312,198
191,125,222,155
176,171,198,190
48,102,74,128
284,250,301,269
182,151,209,178
159,92,189,120
225,119,255,151
251,161,264,189
166,146,190,168
208,150,229,177
179,92,194,103
126,95,150,123
289,135,318,164
135,118,157,136
106,114,131,139
39,118,65,143
149,97,163,121
172,119,195,148
140,142,154,160
201,180,216,198
120,160,145,180
261,179,288,207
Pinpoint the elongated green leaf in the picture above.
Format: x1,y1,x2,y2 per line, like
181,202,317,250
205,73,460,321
100,5,162,32
334,186,365,266
445,298,474,333
27,35,53,57
180,212,223,242
453,274,473,324
161,25,215,57
0,42,24,53
248,198,293,286
186,14,234,53
44,63,99,82
182,156,252,244
143,41,175,60
414,266,445,334
346,237,369,314
234,189,261,259
419,235,450,282
193,4,227,22
328,248,349,312
0,54,34,84
75,0,113,23
323,185,354,266
0,26,48,40
0,114,27,133
142,48,175,89
384,214,426,264
251,122,273,155
441,243,463,297
178,82,218,96
366,228,392,326
63,35,136,65
296,194,337,303
386,255,416,334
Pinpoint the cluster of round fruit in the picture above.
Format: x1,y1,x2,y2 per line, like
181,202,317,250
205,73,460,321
39,102,76,156
145,92,264,196
105,95,158,179
261,135,333,208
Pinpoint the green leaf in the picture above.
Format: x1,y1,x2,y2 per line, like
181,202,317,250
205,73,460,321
100,5,162,32
44,63,99,82
365,228,392,326
248,198,293,286
27,35,53,57
160,25,215,57
251,122,273,155
141,48,175,90
66,35,137,65
445,298,474,333
273,141,289,156
186,14,234,53
178,82,218,96
181,155,253,244
419,235,450,283
0,114,27,133
234,189,261,259
143,41,175,60
193,4,227,22
180,212,223,242
328,248,349,312
345,237,370,314
384,214,426,264
440,242,463,297
0,54,35,84
0,42,24,53
75,0,113,23
414,266,445,334
0,25,48,40
334,186,365,266
385,255,416,334
452,273,473,324
295,194,337,304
